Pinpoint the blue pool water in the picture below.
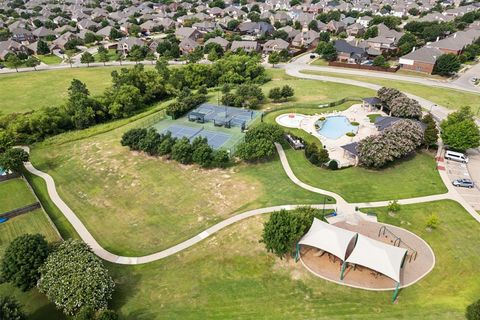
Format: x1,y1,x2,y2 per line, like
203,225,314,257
0,167,5,176
317,116,358,140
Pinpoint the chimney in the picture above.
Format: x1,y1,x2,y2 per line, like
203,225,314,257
454,33,457,38
436,36,440,41
412,46,416,52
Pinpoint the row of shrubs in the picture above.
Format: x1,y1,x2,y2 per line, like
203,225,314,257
121,128,230,168
165,90,208,119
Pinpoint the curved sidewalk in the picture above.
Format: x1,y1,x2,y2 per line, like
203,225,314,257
24,159,335,265
22,141,480,265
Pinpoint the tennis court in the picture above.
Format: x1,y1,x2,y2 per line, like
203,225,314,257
161,124,231,150
188,103,261,128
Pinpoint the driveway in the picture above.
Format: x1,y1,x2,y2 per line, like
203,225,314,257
444,152,480,210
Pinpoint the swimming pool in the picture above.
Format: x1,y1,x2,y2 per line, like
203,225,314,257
0,168,5,176
317,116,358,140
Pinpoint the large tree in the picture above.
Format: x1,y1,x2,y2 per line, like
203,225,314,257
236,123,284,162
37,240,115,316
5,54,22,72
261,207,318,259
466,299,480,320
1,234,49,291
358,119,424,168
37,39,50,55
433,54,461,76
422,113,439,148
80,51,95,67
0,296,26,320
0,148,29,172
441,106,480,151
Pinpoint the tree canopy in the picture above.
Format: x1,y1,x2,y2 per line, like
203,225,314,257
1,234,50,291
0,148,29,172
441,106,480,151
37,240,115,316
0,296,26,320
261,207,320,258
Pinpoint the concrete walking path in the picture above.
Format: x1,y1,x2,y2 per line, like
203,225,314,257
21,141,480,265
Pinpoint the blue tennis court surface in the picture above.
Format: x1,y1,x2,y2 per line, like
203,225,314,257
188,103,260,127
161,124,231,150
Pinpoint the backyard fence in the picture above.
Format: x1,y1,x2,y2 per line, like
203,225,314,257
328,62,400,73
0,172,20,182
0,202,41,220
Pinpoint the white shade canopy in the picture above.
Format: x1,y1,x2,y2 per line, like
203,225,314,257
345,234,407,282
299,218,358,261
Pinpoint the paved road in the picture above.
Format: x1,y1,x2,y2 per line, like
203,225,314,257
453,62,480,92
21,142,480,265
284,64,480,127
290,54,480,94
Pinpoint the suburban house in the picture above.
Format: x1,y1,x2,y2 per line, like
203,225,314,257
326,20,346,33
175,27,202,41
117,37,145,55
399,46,444,74
0,40,28,59
263,38,290,53
230,40,260,53
334,39,368,64
291,30,319,48
346,23,366,37
430,29,480,55
179,37,200,54
204,36,229,51
10,27,35,43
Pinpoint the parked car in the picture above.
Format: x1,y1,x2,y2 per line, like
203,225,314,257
452,178,475,188
445,150,469,163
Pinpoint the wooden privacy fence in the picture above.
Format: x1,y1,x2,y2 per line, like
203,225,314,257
0,202,41,219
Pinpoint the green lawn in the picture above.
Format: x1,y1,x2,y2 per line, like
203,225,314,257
260,69,375,110
0,178,37,212
301,70,480,111
310,58,329,66
30,108,328,256
94,49,118,63
105,200,479,319
0,67,128,115
0,210,63,320
36,54,62,65
284,147,447,202
0,196,63,320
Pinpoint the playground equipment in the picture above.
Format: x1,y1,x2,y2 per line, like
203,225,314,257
378,226,418,262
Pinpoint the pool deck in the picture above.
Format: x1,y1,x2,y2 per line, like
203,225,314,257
296,104,386,167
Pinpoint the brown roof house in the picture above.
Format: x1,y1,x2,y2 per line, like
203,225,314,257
204,36,229,51
399,46,444,74
230,40,260,53
179,37,200,54
263,38,289,53
291,30,319,48
117,37,145,55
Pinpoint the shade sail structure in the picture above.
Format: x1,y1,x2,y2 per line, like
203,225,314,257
299,218,358,261
345,234,407,282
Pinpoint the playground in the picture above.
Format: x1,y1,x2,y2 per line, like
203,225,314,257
152,103,262,151
299,219,435,291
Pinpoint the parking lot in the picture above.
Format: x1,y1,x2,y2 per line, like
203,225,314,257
444,150,480,210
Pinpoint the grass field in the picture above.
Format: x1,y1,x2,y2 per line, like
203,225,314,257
301,70,480,111
259,69,375,110
0,178,37,212
36,54,63,65
0,179,63,320
30,108,328,256
103,200,479,319
284,147,447,202
0,67,127,114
